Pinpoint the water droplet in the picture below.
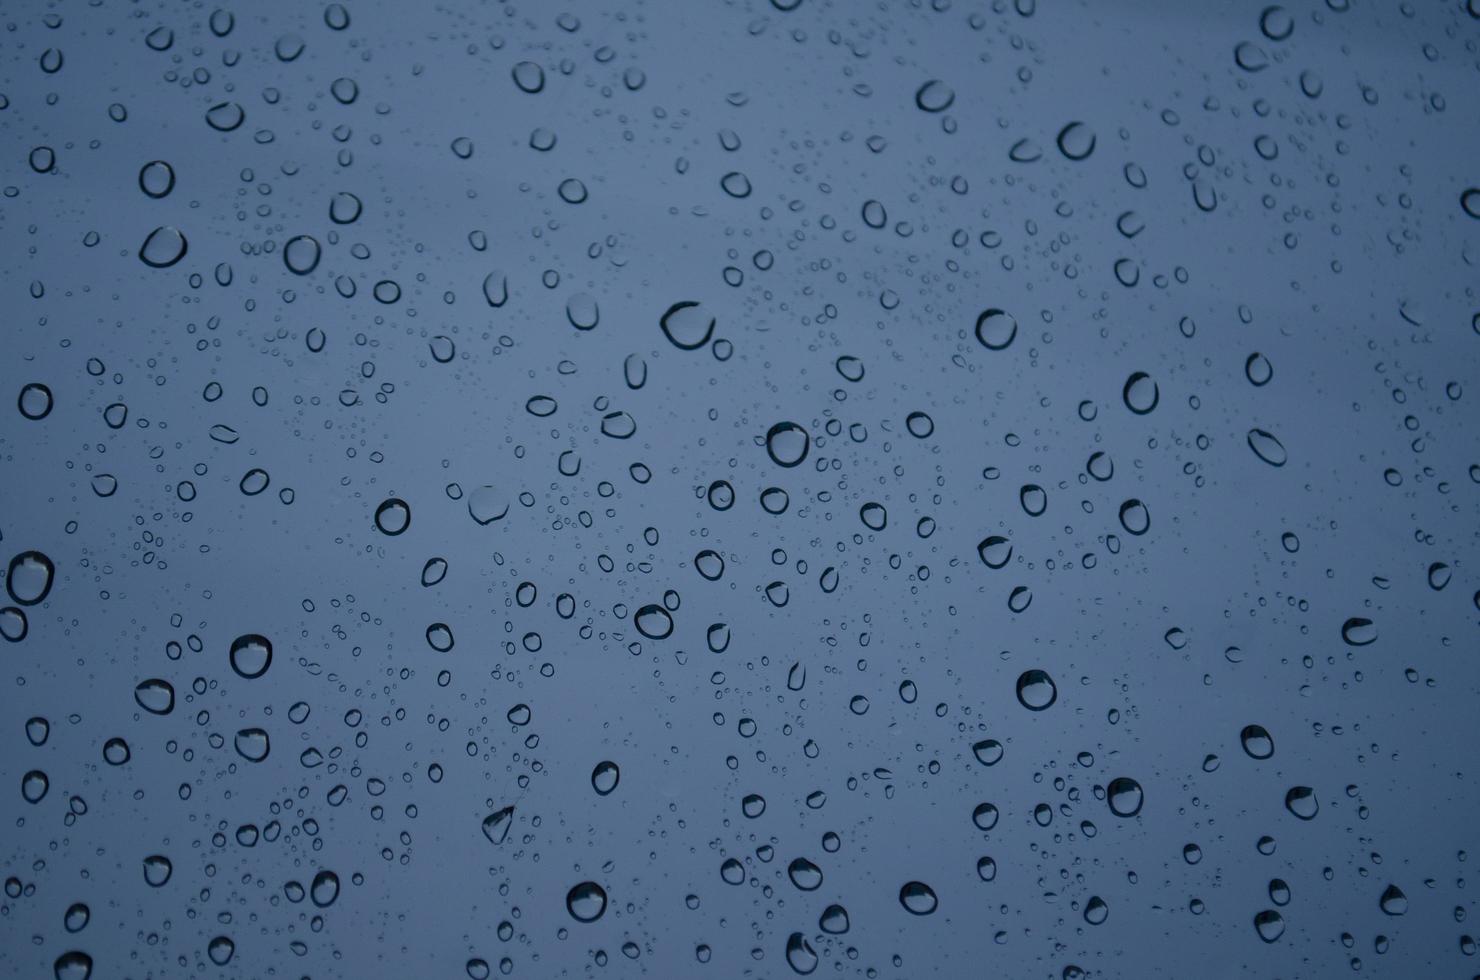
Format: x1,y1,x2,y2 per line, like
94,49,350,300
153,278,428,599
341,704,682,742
140,226,188,268
1254,910,1285,942
660,301,716,350
482,805,515,844
18,383,52,420
566,881,607,922
899,881,938,915
1019,484,1047,517
283,235,322,275
1118,499,1150,536
374,498,411,535
785,933,818,974
21,769,49,803
311,870,339,907
468,486,509,525
53,951,92,980
1240,724,1274,759
1106,777,1143,817
138,160,175,198
635,604,674,639
720,171,752,198
5,551,53,608
975,309,1017,350
142,854,173,886
1341,617,1377,646
234,727,270,762
765,422,810,467
915,80,955,112
592,761,620,795
1378,884,1407,915
1247,428,1287,466
205,101,245,131
1056,121,1096,160
973,739,1004,766
977,536,1012,569
512,61,546,93
1015,669,1057,710
1122,372,1159,414
229,634,272,679
1284,785,1318,820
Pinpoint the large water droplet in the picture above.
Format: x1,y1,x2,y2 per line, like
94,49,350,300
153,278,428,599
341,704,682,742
140,226,188,268
1015,669,1057,710
660,301,715,350
229,634,272,679
765,422,810,467
566,881,607,922
899,881,938,915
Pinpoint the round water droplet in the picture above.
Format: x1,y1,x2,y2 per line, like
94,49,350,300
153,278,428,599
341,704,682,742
566,881,607,922
1240,724,1274,759
1254,910,1285,943
6,551,55,607
566,293,599,330
234,728,270,762
468,486,509,525
634,604,674,639
899,881,938,915
229,634,272,679
1020,484,1047,517
1284,785,1318,820
591,760,620,795
311,870,340,907
1106,777,1143,817
975,309,1017,350
512,60,545,93
977,536,1012,569
134,678,175,714
18,383,53,420
915,80,955,112
283,235,321,275
138,160,175,198
1015,669,1057,710
205,101,245,131
788,858,823,890
374,498,411,535
1118,499,1150,535
660,301,715,350
140,226,188,267
21,769,49,803
765,422,810,467
859,502,887,531
973,739,1004,766
329,191,362,224
103,737,131,765
1245,352,1273,385
695,550,725,581
53,951,92,980
720,172,752,198
1056,121,1096,160
142,854,173,886
1122,372,1159,414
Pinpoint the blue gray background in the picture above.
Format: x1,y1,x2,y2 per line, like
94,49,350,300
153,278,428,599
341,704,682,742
2,0,1479,977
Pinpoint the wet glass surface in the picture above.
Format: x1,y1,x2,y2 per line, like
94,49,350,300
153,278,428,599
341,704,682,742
3,1,1480,976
